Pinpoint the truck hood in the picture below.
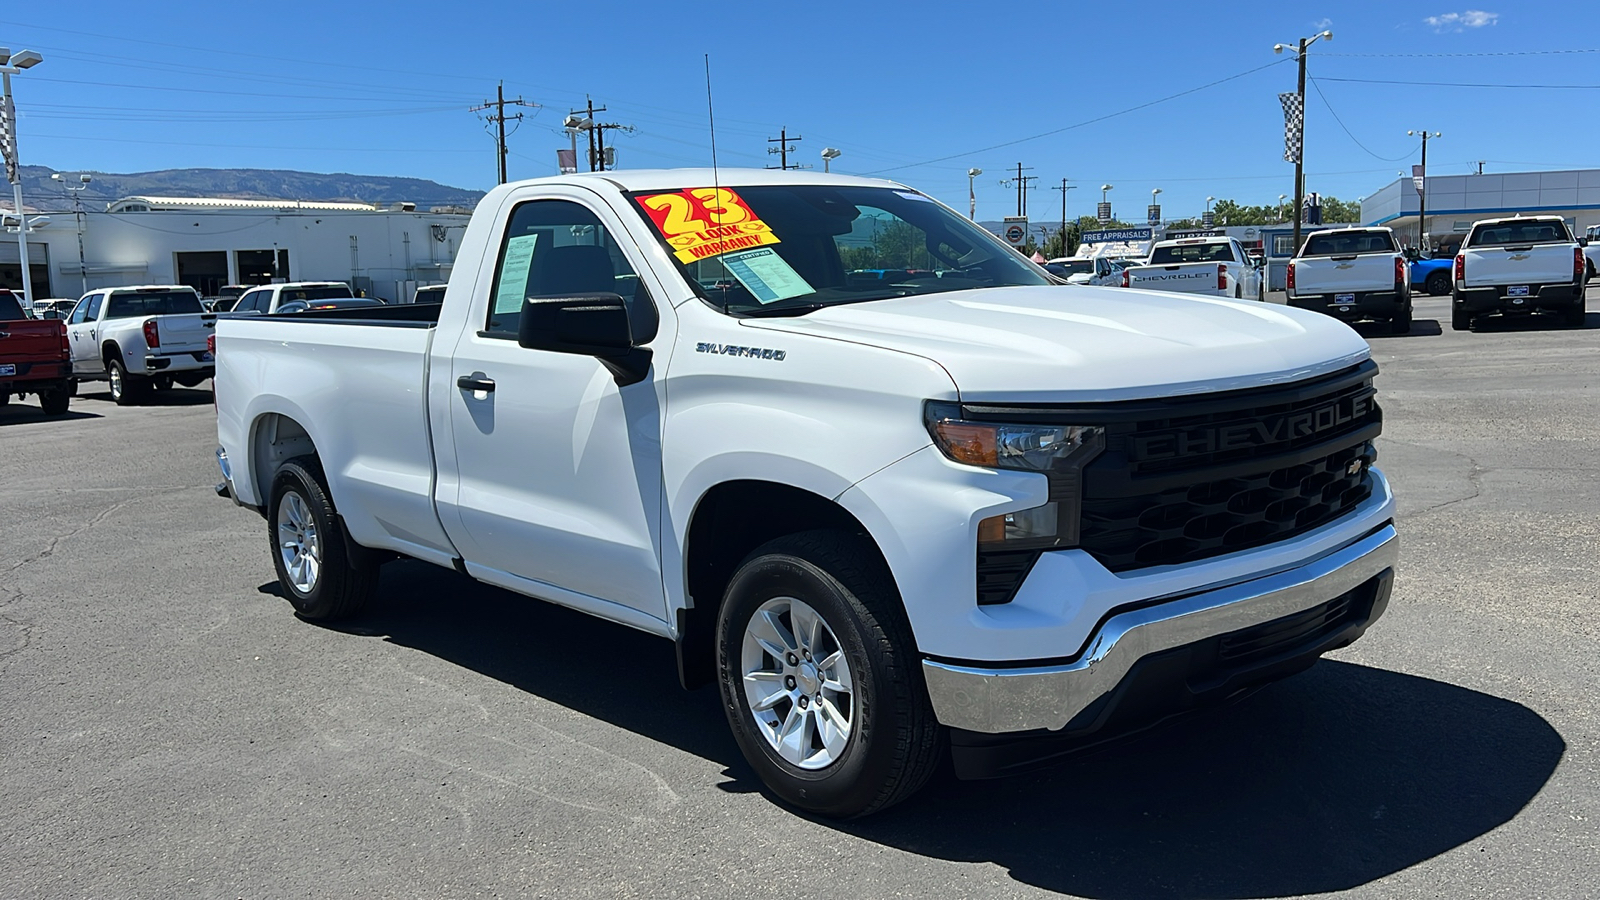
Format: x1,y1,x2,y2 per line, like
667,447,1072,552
739,285,1371,402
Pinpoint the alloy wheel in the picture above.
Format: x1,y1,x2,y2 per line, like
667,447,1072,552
740,596,855,769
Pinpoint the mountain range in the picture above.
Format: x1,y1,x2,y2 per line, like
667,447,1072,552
11,166,485,212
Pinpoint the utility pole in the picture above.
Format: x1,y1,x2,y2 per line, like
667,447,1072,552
1409,129,1441,250
471,82,536,184
1053,178,1077,256
999,163,1037,217
767,127,803,170
1274,29,1331,255
592,119,635,171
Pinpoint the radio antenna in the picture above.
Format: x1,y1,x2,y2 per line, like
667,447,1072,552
704,53,729,313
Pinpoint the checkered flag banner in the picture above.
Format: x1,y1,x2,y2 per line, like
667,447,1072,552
1279,92,1303,164
0,95,17,184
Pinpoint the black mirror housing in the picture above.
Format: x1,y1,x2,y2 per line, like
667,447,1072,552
517,292,652,385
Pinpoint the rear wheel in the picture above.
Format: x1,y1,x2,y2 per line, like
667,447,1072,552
107,358,147,406
268,457,376,621
1425,271,1450,296
717,530,940,819
38,384,70,415
1564,301,1587,327
1452,307,1472,331
1391,304,1413,335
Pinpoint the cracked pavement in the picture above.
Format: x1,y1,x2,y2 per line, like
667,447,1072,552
1,293,1597,899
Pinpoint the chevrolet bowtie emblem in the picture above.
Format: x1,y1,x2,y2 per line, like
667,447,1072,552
1335,263,1354,269
1510,253,1530,260
1347,459,1365,476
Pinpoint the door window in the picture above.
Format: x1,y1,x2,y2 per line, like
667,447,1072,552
484,199,654,341
85,293,105,321
236,289,268,313
69,295,98,324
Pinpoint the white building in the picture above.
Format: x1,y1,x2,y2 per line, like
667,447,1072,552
1361,168,1600,253
1,195,472,301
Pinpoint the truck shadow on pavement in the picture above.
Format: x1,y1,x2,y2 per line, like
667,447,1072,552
76,386,216,406
0,406,103,425
1351,319,1443,339
317,560,1564,899
1469,311,1600,333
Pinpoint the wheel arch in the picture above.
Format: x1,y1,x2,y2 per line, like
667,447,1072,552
676,479,894,690
249,411,321,511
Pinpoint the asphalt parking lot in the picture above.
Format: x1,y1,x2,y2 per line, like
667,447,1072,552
2,291,1597,899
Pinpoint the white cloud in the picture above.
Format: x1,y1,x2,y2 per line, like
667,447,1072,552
1313,17,1333,29
1424,10,1499,32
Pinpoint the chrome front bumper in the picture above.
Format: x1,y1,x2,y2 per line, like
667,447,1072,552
922,524,1398,734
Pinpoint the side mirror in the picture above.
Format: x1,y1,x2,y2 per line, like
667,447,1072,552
517,292,651,386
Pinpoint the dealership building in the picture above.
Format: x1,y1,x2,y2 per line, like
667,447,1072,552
1360,168,1600,253
0,195,472,302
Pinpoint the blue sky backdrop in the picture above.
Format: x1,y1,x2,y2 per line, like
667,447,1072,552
2,2,1592,219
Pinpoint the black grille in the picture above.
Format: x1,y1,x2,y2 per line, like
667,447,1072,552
1075,362,1382,572
1079,442,1374,571
977,549,1038,606
1217,592,1356,665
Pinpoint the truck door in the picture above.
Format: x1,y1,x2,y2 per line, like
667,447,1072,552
67,293,104,375
441,192,669,624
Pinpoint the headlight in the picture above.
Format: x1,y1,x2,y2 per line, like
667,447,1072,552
924,402,1102,472
924,401,1104,553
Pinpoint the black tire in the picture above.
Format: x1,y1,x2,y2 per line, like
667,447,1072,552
716,530,940,819
38,385,70,415
1234,284,1242,299
1391,304,1413,335
1452,308,1472,331
267,457,376,621
1587,259,1596,281
0,391,9,407
1425,271,1450,296
107,357,147,406
1564,301,1587,327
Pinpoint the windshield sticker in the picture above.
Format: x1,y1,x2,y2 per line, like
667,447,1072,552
494,233,539,314
719,247,813,304
638,187,781,263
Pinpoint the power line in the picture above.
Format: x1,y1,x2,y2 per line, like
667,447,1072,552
1319,76,1600,90
1319,48,1600,58
1307,78,1415,162
863,59,1289,175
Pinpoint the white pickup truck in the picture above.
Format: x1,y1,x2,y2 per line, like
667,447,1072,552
65,285,216,404
1121,236,1264,300
1452,216,1586,330
1287,227,1412,334
214,169,1397,818
227,281,356,316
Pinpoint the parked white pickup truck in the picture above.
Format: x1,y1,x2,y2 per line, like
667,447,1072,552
214,170,1397,818
1287,227,1412,334
227,281,356,316
1121,236,1264,300
66,285,215,404
1453,215,1586,330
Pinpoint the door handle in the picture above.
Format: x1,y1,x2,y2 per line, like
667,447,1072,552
457,374,496,393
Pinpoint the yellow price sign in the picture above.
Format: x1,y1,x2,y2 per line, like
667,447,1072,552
638,187,781,263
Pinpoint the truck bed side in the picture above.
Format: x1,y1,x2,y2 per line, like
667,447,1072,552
215,313,458,567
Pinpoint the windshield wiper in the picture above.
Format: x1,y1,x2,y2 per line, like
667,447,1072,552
734,302,830,318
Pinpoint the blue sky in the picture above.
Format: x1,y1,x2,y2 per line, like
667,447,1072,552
3,2,1593,220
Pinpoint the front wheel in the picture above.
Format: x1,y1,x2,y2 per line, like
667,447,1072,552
268,457,376,621
717,530,940,819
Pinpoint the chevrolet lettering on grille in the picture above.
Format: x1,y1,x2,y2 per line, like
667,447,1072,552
1131,393,1375,461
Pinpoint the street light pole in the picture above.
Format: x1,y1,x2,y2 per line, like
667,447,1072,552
821,147,841,173
1408,130,1441,251
1275,30,1331,256
967,168,983,220
1,48,44,306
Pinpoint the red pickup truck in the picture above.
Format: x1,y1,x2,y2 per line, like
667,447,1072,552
0,289,74,415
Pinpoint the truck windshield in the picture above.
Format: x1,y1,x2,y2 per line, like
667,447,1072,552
0,290,25,320
1301,231,1396,256
105,291,204,318
1468,221,1571,246
1148,242,1236,264
626,184,1048,315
